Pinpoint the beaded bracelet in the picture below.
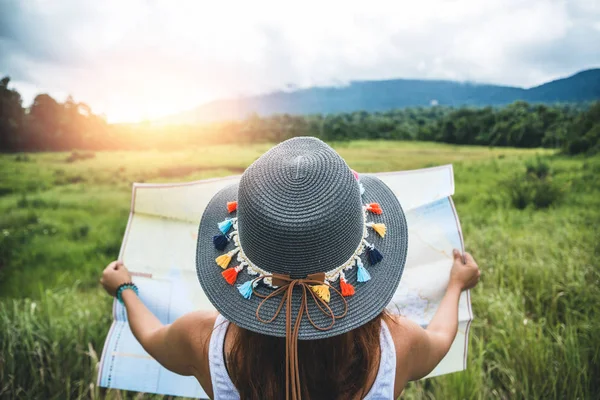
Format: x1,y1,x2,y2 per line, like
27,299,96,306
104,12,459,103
116,282,139,304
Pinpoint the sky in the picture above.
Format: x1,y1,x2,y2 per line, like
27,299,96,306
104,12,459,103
1,0,599,123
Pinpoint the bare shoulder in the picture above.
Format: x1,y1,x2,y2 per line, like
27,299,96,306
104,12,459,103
385,313,425,351
173,310,219,347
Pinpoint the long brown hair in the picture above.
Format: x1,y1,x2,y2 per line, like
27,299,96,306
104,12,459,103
228,311,387,399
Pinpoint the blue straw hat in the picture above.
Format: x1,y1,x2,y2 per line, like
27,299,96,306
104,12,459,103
196,137,408,340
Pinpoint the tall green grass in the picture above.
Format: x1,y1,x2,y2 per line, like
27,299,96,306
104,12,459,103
1,142,598,399
0,286,109,399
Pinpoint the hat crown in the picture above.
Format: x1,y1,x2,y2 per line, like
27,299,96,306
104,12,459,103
237,137,364,278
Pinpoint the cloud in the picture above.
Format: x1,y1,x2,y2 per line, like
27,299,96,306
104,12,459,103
1,0,599,121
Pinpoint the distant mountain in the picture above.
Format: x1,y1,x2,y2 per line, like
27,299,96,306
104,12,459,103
525,69,600,103
163,68,600,124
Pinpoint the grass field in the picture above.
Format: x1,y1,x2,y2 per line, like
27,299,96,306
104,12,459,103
1,141,599,399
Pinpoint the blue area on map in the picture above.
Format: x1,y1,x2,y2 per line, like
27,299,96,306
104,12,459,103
412,198,462,251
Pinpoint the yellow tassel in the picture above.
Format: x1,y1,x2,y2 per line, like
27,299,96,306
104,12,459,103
215,253,232,269
370,223,387,238
311,284,331,303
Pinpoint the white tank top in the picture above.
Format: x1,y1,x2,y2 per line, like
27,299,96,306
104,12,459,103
208,314,396,399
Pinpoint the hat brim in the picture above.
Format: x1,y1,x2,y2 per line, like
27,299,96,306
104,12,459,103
196,175,408,340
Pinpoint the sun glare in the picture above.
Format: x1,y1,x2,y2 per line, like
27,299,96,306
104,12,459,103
104,96,196,123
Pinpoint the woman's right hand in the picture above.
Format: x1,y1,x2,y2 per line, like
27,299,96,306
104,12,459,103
101,260,132,297
449,249,480,290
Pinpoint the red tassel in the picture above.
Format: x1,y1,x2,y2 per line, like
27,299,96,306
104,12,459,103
227,201,238,213
340,277,355,297
366,203,382,215
222,266,240,285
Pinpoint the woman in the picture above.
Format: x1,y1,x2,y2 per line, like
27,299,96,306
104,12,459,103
101,137,480,399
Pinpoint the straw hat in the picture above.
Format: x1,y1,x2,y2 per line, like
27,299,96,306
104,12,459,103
196,137,408,340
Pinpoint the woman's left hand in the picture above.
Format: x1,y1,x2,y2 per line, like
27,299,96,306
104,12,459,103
101,260,132,296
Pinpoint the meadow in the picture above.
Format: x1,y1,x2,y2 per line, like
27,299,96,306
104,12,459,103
0,141,598,399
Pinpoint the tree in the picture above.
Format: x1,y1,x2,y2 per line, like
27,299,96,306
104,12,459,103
0,76,25,151
26,94,63,150
563,102,600,155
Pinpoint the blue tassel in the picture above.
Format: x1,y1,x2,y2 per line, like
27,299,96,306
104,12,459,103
212,234,229,251
356,260,371,282
366,245,383,265
237,280,256,299
359,182,365,196
218,219,233,234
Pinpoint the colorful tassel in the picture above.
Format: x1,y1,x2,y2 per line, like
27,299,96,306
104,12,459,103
311,284,331,303
215,253,232,269
237,279,258,299
356,259,371,282
339,274,355,297
368,222,387,238
359,182,365,195
352,170,360,181
366,203,383,214
222,265,243,285
216,248,239,269
212,234,229,251
227,201,238,213
218,218,234,234
366,244,384,265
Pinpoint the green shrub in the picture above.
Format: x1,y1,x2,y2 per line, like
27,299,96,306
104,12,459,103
506,158,564,209
66,151,96,163
525,158,550,179
71,225,90,240
14,154,31,162
531,178,564,209
507,177,564,210
0,186,12,197
16,194,29,208
506,178,532,209
55,174,86,186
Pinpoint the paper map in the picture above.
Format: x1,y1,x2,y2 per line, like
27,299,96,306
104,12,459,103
97,165,473,398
